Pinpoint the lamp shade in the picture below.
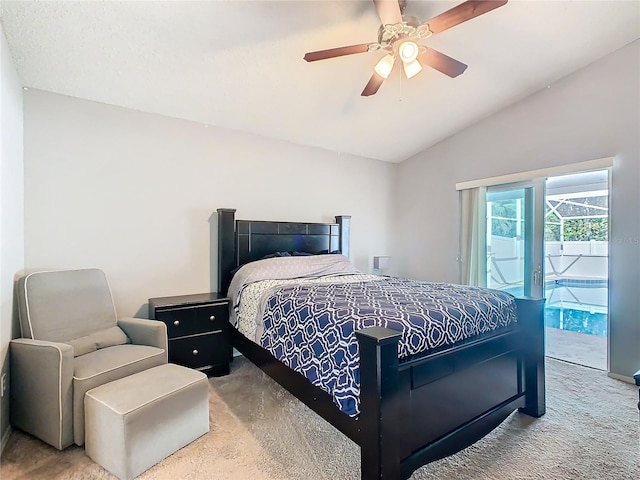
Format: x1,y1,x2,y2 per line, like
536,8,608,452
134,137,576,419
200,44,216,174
398,41,419,63
373,256,391,270
374,54,395,79
403,59,423,79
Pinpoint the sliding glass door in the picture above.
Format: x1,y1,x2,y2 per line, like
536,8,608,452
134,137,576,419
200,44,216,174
486,179,545,298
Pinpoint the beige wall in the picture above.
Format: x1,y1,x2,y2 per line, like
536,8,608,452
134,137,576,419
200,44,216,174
23,90,395,318
394,40,640,379
0,23,25,449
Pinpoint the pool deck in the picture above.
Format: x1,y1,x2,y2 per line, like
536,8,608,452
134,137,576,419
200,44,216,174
545,327,607,370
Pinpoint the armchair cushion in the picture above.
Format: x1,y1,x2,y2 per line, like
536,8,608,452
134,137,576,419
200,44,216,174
67,326,130,357
17,269,117,341
72,344,166,445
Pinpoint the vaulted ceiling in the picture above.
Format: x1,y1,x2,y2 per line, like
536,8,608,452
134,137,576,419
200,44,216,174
1,1,638,162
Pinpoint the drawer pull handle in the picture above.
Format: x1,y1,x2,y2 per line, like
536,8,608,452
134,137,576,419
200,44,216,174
209,315,216,321
211,329,223,334
173,320,180,326
192,349,199,356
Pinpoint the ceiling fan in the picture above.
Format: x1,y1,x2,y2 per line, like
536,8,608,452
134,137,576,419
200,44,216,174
304,0,508,96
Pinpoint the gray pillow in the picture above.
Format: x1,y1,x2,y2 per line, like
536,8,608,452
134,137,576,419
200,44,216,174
67,326,130,357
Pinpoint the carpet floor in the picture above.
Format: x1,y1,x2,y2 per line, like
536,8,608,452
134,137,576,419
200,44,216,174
1,356,638,479
545,327,607,370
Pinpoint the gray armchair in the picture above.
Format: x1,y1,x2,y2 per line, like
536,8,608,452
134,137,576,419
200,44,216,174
10,268,168,449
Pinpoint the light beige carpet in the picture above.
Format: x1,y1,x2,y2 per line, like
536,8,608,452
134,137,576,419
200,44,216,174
0,375,289,480
1,356,638,479
545,327,607,370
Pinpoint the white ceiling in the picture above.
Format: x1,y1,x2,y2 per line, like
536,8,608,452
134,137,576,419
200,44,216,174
1,1,639,163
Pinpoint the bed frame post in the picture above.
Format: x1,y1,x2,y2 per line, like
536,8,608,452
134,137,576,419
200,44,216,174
517,297,546,417
335,215,351,259
355,326,402,480
634,370,640,411
217,208,236,295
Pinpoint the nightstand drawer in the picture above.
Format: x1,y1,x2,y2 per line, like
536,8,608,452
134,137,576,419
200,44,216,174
193,303,228,330
169,332,228,370
155,303,227,338
155,307,200,338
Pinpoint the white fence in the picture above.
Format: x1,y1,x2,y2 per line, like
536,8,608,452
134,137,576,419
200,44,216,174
488,238,608,287
545,241,608,279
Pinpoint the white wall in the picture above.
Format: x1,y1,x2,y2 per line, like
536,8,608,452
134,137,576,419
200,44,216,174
0,23,25,450
394,40,640,379
23,90,395,318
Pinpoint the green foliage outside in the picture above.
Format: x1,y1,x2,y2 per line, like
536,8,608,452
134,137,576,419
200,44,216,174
545,195,608,241
545,212,561,241
490,200,519,238
545,217,608,241
490,200,609,241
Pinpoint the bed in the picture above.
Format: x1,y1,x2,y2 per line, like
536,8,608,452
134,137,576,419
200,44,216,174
216,208,545,480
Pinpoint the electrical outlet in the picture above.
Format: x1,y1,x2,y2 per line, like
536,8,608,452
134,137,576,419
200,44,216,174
1,373,7,397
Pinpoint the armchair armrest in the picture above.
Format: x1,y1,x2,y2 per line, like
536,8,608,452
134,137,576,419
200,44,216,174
118,317,168,354
10,338,74,450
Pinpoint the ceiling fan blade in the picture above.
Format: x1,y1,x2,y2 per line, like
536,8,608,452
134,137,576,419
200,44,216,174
304,44,370,62
361,72,385,96
424,0,508,35
418,48,468,78
373,0,403,25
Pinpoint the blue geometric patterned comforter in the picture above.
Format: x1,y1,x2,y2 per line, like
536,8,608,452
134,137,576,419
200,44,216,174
259,277,516,417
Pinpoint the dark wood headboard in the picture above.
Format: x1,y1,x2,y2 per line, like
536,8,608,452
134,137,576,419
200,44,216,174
217,209,351,295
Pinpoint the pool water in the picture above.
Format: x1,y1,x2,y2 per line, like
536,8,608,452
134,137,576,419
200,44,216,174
503,279,608,337
544,306,607,336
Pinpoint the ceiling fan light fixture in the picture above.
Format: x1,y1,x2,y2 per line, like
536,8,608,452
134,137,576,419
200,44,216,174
398,41,419,64
304,0,509,97
374,53,395,79
403,59,423,79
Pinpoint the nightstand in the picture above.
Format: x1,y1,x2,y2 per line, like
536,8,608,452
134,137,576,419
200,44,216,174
149,292,231,376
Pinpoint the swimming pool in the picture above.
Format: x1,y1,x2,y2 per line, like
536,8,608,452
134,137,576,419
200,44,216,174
545,279,608,336
544,306,607,336
504,279,608,337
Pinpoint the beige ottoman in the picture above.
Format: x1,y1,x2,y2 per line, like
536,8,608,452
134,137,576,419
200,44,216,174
85,363,209,480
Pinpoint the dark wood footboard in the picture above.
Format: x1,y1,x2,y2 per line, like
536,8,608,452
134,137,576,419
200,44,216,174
355,297,545,480
517,297,546,418
356,327,403,479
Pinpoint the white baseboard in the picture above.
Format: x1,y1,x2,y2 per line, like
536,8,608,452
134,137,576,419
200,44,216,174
607,372,634,384
1,425,12,454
